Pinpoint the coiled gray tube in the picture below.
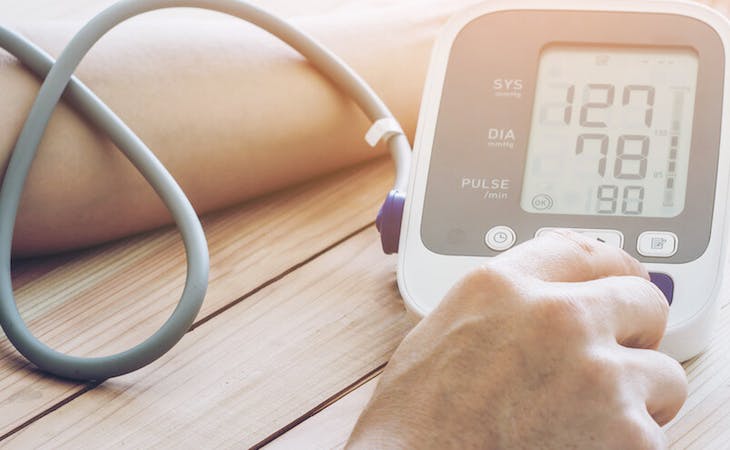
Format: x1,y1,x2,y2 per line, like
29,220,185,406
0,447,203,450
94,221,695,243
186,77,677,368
0,0,410,381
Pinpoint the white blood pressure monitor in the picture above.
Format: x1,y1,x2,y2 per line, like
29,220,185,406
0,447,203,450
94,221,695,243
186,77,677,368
398,0,730,361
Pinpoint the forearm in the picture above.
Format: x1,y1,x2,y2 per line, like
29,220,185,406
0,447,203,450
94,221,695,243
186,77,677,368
1,1,476,256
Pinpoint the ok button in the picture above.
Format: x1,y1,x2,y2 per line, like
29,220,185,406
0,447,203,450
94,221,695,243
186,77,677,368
485,226,517,251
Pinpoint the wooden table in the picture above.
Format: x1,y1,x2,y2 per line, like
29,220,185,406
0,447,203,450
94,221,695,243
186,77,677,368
3,1,730,448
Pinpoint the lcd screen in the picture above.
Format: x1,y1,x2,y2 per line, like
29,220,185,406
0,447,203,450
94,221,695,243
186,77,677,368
521,45,698,217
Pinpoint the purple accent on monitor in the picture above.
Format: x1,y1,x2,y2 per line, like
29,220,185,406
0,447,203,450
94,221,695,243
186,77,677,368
650,272,674,305
376,190,406,254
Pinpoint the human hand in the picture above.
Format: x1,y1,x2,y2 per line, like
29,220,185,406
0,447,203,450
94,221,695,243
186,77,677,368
347,230,687,449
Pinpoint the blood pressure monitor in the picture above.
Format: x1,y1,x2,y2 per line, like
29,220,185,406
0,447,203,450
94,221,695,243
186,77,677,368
397,0,730,361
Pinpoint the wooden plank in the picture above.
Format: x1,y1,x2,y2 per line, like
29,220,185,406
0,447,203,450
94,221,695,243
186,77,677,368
263,376,379,450
1,228,412,449
665,301,730,448
0,158,392,437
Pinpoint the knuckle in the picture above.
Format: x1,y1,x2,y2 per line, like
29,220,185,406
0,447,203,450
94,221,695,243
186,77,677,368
546,229,601,258
471,261,541,293
574,235,602,258
468,263,510,285
645,280,671,319
667,358,689,395
449,263,527,307
606,276,669,339
620,276,665,306
612,414,665,450
660,356,689,417
628,275,669,312
613,249,648,280
620,250,648,277
544,229,646,278
463,264,515,293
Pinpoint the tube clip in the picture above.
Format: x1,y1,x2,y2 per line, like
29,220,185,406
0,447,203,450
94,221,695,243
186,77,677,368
365,118,404,147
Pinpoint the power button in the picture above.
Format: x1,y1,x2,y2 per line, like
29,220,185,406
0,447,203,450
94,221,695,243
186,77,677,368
485,226,517,251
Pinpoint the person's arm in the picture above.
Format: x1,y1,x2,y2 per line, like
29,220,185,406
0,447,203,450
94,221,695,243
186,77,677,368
347,231,687,449
0,1,481,256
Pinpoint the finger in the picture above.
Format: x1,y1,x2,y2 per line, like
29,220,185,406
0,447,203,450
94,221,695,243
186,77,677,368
622,347,688,426
492,229,648,283
569,275,669,349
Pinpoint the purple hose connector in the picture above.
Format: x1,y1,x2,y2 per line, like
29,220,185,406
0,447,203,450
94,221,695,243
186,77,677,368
376,190,406,254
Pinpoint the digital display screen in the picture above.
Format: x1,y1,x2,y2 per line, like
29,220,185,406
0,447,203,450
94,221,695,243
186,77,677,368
521,46,698,218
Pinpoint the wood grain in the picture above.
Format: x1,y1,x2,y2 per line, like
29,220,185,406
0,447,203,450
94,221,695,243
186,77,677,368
0,158,393,437
665,301,730,448
264,377,379,450
2,228,412,449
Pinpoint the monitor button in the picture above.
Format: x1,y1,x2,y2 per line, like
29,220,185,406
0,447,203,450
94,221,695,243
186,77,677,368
535,228,623,248
637,232,678,257
649,273,674,305
486,226,516,251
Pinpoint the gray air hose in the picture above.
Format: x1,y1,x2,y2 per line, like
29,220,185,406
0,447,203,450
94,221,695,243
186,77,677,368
0,0,410,381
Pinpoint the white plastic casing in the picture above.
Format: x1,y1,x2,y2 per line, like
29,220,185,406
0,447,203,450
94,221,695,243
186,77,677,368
398,0,730,361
